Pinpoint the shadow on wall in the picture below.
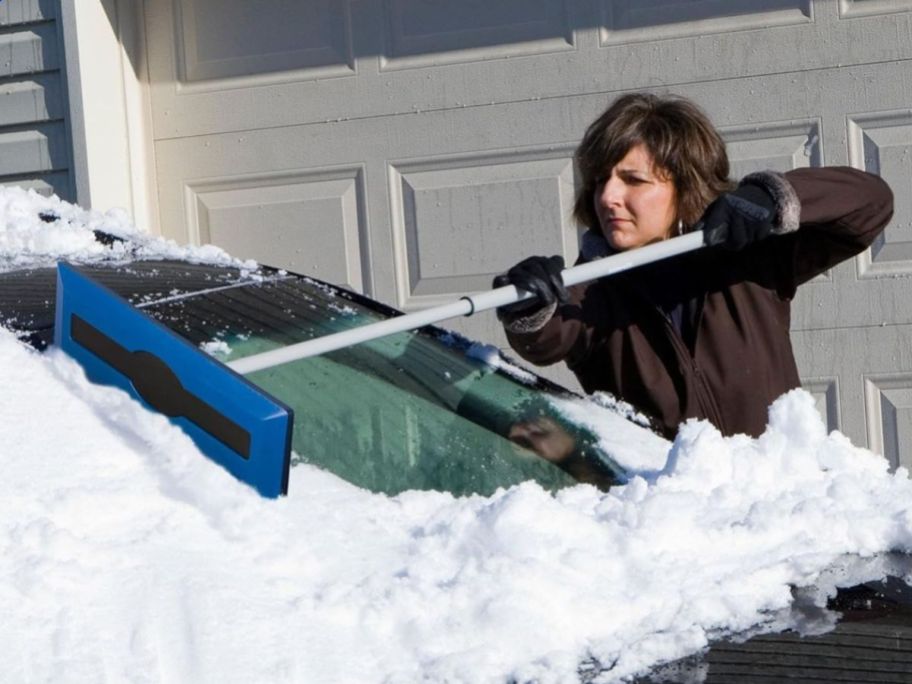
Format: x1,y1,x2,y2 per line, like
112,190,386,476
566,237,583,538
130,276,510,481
99,0,811,82
98,0,144,80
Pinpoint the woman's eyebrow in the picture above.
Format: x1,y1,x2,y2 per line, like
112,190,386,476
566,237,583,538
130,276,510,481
616,166,653,176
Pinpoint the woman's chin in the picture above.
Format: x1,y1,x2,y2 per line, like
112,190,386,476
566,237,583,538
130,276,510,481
605,232,631,252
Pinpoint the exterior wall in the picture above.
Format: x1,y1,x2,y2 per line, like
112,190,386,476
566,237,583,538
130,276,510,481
59,0,158,233
0,0,75,200
71,1,912,465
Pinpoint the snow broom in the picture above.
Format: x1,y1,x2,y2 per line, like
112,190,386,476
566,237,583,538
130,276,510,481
55,231,706,498
227,231,706,375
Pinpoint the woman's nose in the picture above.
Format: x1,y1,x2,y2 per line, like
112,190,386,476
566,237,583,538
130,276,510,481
599,177,622,208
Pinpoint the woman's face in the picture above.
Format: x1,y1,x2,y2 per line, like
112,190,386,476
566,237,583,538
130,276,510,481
593,144,678,251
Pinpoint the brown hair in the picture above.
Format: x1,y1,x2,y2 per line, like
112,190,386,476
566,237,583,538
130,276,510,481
573,92,733,232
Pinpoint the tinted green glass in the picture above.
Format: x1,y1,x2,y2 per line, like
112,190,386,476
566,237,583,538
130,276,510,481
148,277,622,496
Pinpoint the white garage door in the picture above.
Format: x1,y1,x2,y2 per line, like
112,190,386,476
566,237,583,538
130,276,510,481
144,0,912,465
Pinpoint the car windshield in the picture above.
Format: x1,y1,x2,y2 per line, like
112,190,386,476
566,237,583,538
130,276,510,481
140,273,628,496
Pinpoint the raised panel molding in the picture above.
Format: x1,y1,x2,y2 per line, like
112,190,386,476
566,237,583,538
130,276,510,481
865,374,912,471
723,120,822,177
849,112,912,277
839,0,912,18
389,149,576,309
186,168,368,292
801,377,841,433
174,0,355,86
380,0,574,70
598,0,812,45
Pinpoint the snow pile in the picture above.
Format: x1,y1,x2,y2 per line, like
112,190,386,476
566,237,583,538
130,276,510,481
0,186,256,273
3,187,912,683
0,333,912,682
2,326,912,683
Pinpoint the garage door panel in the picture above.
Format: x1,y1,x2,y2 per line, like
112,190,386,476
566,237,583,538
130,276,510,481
803,376,841,434
599,0,811,42
381,0,574,69
146,2,912,140
840,0,912,18
865,373,912,471
794,325,912,458
174,0,354,85
849,113,912,277
390,152,576,308
187,169,369,292
724,120,820,178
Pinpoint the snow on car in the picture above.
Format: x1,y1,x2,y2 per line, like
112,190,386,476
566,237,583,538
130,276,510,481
2,185,912,683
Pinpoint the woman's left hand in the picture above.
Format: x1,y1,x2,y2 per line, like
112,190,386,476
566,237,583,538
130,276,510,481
699,183,777,250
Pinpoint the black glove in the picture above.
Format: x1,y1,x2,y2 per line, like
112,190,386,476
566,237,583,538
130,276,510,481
700,183,777,250
492,255,569,316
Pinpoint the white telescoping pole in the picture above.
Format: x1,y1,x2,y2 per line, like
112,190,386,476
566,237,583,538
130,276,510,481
227,231,706,375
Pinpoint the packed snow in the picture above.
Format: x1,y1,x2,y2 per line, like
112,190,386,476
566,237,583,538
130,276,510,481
3,186,912,683
0,186,256,274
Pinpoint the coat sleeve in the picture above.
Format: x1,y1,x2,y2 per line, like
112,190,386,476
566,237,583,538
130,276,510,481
769,167,893,297
500,227,622,367
501,167,893,364
502,279,600,368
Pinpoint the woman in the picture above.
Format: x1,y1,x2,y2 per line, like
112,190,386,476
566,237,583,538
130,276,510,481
495,93,893,440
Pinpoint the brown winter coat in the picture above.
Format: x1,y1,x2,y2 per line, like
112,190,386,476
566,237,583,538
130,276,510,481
504,167,893,439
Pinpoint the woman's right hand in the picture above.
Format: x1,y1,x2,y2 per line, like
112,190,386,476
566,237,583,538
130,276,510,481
492,255,570,316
